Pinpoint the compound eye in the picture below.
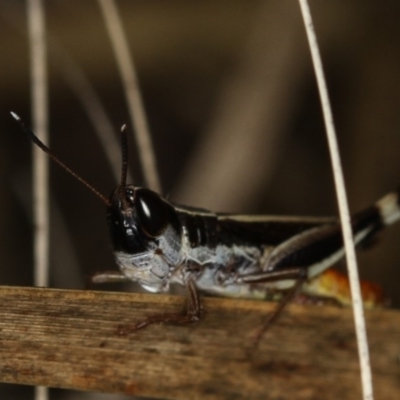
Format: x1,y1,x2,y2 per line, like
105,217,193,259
136,188,169,237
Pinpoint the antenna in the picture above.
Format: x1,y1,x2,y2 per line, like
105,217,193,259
11,112,111,207
120,124,128,190
118,123,131,210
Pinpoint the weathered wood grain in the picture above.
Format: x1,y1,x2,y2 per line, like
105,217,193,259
0,285,398,399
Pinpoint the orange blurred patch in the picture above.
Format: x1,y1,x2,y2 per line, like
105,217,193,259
304,269,388,308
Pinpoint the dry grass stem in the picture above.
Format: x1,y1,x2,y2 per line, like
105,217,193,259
98,0,161,192
27,1,50,400
298,1,374,399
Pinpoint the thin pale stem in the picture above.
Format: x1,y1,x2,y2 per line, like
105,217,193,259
298,1,374,400
27,1,49,400
98,0,161,192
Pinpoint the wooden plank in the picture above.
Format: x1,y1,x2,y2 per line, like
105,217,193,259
0,285,398,399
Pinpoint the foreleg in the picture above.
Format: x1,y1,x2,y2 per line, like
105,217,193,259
117,278,202,335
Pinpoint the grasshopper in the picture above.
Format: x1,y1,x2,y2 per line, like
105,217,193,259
12,112,396,342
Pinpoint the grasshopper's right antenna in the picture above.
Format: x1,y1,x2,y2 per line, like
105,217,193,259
120,124,128,190
118,124,132,211
11,112,111,207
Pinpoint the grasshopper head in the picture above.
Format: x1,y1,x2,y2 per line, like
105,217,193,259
107,185,182,291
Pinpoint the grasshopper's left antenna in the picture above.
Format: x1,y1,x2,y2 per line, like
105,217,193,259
11,112,111,207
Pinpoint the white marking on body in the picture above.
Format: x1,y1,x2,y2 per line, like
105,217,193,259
376,192,400,225
158,224,181,265
173,206,214,217
218,214,336,223
307,228,371,279
115,251,170,292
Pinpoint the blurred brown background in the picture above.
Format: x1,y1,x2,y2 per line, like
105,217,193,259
0,1,400,398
